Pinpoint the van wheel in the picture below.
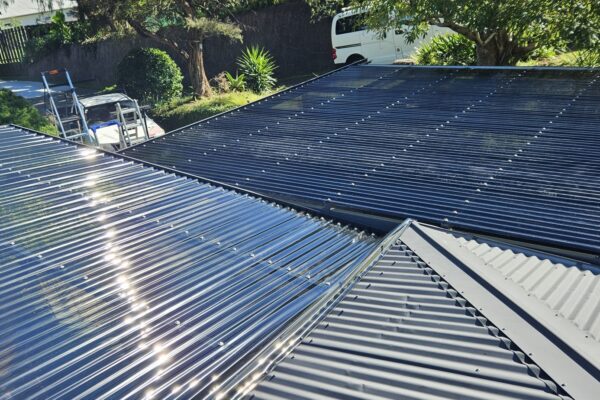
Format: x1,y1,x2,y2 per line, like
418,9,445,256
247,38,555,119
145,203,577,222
345,54,366,65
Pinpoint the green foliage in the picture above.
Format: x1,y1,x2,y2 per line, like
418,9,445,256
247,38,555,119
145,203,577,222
183,17,243,42
416,34,476,66
0,89,56,134
309,0,600,65
24,11,71,60
305,0,347,19
151,91,263,131
24,11,95,61
99,84,118,94
48,11,72,44
516,50,588,67
575,48,600,67
225,71,246,92
23,36,48,61
237,46,277,93
210,72,231,93
76,0,245,96
234,0,284,13
525,46,558,61
117,48,183,105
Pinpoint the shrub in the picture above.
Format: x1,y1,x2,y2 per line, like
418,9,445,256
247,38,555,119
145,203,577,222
47,11,73,46
23,36,49,61
225,71,246,92
237,46,277,93
210,72,231,94
24,11,71,61
0,89,57,134
575,48,600,67
117,48,183,105
526,46,558,61
416,34,477,66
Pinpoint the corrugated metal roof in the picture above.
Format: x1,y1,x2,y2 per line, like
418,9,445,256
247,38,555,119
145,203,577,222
249,241,569,400
123,65,600,257
440,230,600,341
417,224,600,369
0,125,380,399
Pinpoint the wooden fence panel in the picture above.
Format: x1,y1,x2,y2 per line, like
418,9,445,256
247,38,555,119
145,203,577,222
0,26,29,64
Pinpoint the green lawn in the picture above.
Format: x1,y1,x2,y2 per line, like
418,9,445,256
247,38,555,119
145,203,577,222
516,50,593,67
151,91,268,132
149,71,332,132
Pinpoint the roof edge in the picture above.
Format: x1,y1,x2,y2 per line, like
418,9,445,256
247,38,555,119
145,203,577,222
122,59,367,152
369,64,600,72
3,124,378,235
422,224,600,273
400,221,600,400
328,203,600,265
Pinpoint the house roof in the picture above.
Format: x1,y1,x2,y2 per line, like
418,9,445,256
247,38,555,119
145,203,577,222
418,225,600,370
122,65,600,260
249,221,600,400
0,0,76,20
0,125,379,399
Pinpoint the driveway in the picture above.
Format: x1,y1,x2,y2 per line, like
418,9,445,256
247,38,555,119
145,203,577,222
0,79,63,99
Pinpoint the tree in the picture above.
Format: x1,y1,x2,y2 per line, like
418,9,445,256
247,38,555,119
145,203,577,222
75,0,243,97
308,0,600,66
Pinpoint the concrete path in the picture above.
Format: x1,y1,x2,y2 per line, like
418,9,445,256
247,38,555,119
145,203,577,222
0,80,57,99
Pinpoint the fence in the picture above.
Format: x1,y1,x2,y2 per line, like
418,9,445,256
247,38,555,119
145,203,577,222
0,26,29,64
0,1,334,84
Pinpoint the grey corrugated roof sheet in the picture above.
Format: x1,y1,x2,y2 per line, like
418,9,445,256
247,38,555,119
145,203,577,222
249,221,600,400
122,65,600,258
249,242,568,400
0,125,380,399
418,225,600,370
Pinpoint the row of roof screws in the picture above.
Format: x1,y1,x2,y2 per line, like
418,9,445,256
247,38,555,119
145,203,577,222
142,62,342,142
446,71,596,224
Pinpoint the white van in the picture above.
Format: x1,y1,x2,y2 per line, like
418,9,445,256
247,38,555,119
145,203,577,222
331,9,449,64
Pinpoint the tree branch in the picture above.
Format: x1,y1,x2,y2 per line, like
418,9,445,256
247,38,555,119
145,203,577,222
430,19,482,44
127,19,189,59
512,42,538,57
177,0,195,18
483,32,497,45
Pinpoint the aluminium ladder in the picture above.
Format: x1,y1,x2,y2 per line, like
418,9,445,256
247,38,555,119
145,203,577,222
115,100,149,148
41,68,97,145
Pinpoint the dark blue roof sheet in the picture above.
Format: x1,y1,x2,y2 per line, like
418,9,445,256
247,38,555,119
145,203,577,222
123,65,600,256
0,125,378,399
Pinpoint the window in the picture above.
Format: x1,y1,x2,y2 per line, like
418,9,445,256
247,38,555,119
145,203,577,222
335,14,366,35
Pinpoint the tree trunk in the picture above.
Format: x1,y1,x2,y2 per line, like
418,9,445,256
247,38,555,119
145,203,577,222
188,40,212,97
475,33,527,66
476,41,501,65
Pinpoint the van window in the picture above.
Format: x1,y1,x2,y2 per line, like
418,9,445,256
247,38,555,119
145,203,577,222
335,15,366,35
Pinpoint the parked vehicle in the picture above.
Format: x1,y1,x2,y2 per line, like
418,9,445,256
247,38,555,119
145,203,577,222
331,9,449,64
